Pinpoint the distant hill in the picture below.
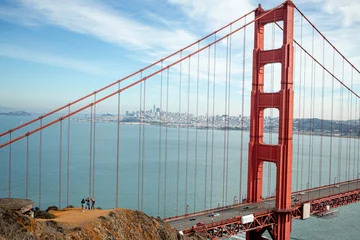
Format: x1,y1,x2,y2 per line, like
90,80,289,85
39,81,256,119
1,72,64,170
0,106,17,112
0,111,31,116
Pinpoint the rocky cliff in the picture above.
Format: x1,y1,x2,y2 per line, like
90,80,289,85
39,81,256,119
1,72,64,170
0,200,203,240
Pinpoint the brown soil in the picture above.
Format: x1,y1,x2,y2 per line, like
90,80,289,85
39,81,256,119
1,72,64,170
37,207,112,228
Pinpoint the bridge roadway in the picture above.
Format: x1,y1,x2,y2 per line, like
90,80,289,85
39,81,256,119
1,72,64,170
166,179,360,231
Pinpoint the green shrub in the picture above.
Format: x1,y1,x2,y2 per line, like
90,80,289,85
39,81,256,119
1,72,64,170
46,206,58,212
34,210,55,219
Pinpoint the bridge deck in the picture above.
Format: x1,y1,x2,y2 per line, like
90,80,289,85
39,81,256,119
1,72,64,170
166,179,360,232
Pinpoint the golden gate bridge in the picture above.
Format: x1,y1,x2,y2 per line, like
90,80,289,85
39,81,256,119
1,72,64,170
1,1,360,239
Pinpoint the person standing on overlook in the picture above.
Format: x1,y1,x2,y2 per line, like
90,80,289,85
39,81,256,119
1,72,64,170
91,198,95,210
86,197,90,210
81,198,85,212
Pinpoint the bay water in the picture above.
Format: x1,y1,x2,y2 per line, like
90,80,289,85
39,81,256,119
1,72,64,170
0,115,359,239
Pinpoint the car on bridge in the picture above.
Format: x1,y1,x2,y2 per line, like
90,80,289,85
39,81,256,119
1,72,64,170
208,213,220,217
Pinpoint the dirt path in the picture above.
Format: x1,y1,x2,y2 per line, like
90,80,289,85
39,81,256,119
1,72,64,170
37,208,113,228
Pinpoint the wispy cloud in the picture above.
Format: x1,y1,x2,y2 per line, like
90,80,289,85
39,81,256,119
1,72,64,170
0,43,107,75
0,0,198,51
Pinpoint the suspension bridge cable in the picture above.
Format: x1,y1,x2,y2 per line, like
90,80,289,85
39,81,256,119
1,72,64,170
239,17,246,203
0,4,294,149
176,51,183,216
210,34,217,209
164,68,170,218
0,9,257,140
26,136,29,199
294,6,360,75
137,73,143,210
157,61,163,216
39,120,42,208
59,121,63,208
274,22,360,99
116,81,121,208
67,106,71,207
141,75,146,211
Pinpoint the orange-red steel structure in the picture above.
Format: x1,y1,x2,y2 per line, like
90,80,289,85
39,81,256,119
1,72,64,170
247,1,294,239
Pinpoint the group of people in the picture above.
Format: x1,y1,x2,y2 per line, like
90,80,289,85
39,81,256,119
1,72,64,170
81,197,95,211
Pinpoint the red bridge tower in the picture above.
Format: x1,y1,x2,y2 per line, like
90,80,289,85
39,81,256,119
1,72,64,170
247,1,294,239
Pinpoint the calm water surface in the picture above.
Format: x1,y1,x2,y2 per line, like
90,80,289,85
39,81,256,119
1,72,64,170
0,115,359,239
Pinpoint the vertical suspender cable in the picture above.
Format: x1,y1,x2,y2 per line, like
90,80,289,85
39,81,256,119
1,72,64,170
308,28,315,188
26,136,29,199
164,68,169,218
350,69,354,180
185,57,191,214
176,51,182,216
225,25,232,204
310,37,316,189
141,75,146,211
354,97,358,180
210,34,217,209
222,37,229,207
240,18,246,202
67,107,70,207
89,105,93,198
356,97,360,186
204,46,211,211
346,71,353,182
346,69,352,184
59,121,63,208
8,133,12,198
319,38,325,191
301,53,306,190
195,43,200,212
138,72,143,210
158,62,163,216
338,58,344,183
116,81,121,208
39,120,42,208
329,49,335,192
92,95,96,199
296,16,303,192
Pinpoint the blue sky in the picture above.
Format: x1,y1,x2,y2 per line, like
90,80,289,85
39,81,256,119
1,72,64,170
0,0,359,118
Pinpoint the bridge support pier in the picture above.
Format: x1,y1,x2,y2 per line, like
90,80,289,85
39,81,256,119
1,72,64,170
247,1,294,240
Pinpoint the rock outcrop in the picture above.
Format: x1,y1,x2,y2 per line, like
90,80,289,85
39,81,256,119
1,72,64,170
0,199,203,240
